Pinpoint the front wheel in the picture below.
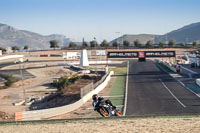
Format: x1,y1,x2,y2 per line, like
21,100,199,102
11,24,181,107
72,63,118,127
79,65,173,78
114,110,122,116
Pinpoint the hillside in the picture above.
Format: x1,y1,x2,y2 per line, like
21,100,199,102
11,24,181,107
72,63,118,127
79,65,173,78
0,23,71,50
154,22,200,44
110,34,160,45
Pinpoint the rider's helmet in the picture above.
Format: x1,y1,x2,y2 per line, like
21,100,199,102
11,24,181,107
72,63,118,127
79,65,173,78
92,94,98,101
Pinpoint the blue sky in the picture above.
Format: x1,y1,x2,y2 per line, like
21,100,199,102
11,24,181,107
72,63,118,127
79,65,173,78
1,0,200,42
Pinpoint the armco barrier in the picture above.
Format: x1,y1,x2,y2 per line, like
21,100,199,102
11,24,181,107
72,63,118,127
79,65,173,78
196,79,200,87
15,71,114,121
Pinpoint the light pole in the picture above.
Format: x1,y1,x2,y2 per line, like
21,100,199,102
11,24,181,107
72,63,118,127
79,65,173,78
115,32,123,50
18,58,26,102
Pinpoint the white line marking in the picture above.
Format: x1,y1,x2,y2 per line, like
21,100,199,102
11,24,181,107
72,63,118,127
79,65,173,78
101,95,124,98
173,78,200,98
157,60,200,99
181,66,197,74
159,79,186,108
123,61,129,116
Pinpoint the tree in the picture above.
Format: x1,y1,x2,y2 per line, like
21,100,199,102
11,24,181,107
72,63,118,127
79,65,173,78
82,41,88,48
4,74,17,87
68,42,77,48
0,47,6,53
123,40,130,47
49,40,59,50
23,45,29,51
158,42,164,48
134,39,141,47
168,40,176,47
11,46,19,52
192,41,199,48
145,40,153,48
180,42,185,47
112,41,119,47
100,40,109,47
90,40,98,47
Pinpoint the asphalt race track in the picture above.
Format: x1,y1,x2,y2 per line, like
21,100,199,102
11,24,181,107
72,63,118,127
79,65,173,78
125,59,200,116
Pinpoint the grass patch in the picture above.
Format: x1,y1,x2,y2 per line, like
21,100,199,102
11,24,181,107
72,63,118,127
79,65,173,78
157,63,175,73
109,67,127,111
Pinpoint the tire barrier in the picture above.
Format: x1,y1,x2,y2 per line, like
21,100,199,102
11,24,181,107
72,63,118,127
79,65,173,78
15,71,114,121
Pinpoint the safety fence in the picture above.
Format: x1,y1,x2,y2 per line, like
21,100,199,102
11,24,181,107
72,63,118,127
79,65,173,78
15,71,114,121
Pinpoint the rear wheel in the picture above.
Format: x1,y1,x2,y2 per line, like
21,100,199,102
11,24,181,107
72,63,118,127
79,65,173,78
99,108,109,117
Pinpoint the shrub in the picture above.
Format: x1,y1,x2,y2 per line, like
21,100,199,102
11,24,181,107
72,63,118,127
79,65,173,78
52,74,82,91
69,74,81,83
4,74,17,87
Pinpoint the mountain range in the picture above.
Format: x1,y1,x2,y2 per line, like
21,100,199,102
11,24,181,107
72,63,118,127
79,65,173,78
110,34,160,45
0,23,71,50
154,22,200,44
111,22,200,45
0,22,200,50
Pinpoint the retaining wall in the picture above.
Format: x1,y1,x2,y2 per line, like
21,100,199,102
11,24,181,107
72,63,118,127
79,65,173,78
0,55,24,60
15,71,114,121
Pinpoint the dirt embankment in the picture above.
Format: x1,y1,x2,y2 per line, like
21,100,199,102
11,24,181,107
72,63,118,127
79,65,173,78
1,117,200,133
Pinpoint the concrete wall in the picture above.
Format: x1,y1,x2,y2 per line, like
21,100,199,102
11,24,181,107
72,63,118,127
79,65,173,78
15,71,114,121
196,79,200,87
0,55,24,60
160,61,176,72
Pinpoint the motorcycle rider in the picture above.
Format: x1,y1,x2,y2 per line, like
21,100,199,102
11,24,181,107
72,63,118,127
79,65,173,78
92,94,116,116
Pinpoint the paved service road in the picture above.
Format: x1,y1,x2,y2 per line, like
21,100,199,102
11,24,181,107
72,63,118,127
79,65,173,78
126,60,200,116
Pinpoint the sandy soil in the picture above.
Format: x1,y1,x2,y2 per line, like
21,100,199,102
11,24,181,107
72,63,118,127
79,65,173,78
1,117,200,133
0,65,74,120
49,76,116,119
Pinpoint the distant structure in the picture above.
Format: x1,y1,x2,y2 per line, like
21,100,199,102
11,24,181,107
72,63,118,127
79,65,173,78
6,47,13,54
80,49,89,66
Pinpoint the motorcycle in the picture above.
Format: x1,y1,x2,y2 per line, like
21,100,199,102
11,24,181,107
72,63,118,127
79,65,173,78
98,102,122,117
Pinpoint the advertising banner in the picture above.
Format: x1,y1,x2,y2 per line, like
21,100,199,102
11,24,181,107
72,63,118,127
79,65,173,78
145,51,175,57
107,51,175,58
107,51,138,58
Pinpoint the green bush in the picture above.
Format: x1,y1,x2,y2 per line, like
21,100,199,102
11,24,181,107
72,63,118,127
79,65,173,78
4,74,17,87
52,74,82,91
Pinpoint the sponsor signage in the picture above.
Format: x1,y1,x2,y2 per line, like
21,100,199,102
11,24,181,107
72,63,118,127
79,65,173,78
107,52,138,58
96,50,106,56
138,51,145,58
107,51,175,58
145,51,175,57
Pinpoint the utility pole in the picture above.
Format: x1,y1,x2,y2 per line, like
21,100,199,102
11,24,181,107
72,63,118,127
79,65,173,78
115,32,122,50
19,58,26,103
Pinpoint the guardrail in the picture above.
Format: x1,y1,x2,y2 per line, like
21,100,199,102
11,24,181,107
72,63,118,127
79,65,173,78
15,71,114,121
